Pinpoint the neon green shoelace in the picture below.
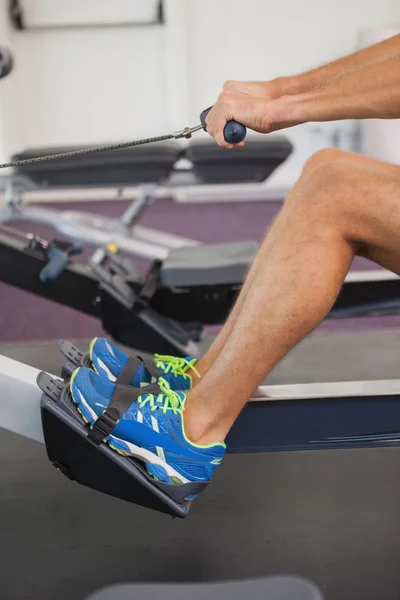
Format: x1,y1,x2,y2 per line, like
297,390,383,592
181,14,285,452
154,354,200,381
138,377,185,415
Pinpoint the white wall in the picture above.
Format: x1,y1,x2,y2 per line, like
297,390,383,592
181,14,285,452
359,24,400,164
0,3,19,161
0,0,399,192
181,0,400,193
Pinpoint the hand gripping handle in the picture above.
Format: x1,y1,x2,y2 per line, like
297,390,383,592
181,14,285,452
200,106,247,144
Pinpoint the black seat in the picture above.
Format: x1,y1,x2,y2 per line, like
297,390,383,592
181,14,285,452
11,143,181,188
186,135,293,184
85,576,323,600
161,241,258,287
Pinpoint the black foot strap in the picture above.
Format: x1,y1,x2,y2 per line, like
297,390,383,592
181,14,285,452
88,381,161,446
116,355,163,386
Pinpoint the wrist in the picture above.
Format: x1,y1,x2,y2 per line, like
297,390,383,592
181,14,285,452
290,88,347,124
271,75,311,97
262,94,307,132
267,76,298,99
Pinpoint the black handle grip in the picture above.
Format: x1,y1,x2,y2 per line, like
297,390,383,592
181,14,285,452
200,107,247,144
40,247,69,283
39,243,81,283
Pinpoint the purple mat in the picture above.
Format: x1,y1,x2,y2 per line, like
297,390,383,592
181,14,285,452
0,198,398,342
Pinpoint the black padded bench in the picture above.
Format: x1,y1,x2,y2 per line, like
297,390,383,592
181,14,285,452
11,136,292,188
186,136,293,184
11,143,181,188
9,137,291,294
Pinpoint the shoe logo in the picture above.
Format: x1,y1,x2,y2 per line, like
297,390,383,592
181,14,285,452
211,458,222,465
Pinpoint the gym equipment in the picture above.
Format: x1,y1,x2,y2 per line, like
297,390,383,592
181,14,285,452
0,129,293,356
0,43,291,354
1,337,400,519
1,220,399,357
1,135,290,261
1,221,399,355
0,106,246,172
84,576,324,600
0,223,82,282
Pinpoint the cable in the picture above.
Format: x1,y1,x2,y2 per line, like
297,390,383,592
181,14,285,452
0,134,174,169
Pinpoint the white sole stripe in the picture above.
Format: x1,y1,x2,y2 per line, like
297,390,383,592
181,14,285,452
95,358,116,382
105,341,116,357
150,415,166,461
73,387,189,484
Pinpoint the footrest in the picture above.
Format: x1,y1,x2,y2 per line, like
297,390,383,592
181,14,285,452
59,340,91,378
38,372,205,517
161,241,258,288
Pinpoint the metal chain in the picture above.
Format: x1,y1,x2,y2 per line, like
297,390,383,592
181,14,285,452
0,133,174,169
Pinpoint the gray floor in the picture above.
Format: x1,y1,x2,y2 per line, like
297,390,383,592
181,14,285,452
1,331,400,600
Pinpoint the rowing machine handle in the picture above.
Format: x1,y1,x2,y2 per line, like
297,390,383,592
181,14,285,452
40,247,70,283
39,242,81,283
200,107,247,144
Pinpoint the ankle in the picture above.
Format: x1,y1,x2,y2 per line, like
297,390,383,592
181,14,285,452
185,420,225,446
187,365,201,388
190,357,212,386
183,394,226,446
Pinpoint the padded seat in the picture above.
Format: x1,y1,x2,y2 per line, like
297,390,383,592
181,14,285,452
186,135,293,184
161,241,258,287
11,143,181,188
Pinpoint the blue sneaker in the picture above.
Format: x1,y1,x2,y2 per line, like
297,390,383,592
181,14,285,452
70,367,225,490
89,338,200,391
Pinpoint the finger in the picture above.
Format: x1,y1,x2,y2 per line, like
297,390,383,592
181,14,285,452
205,110,228,139
204,106,215,130
214,129,233,147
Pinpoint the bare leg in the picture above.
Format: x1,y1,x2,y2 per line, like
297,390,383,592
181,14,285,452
193,175,310,376
184,155,400,444
193,148,400,380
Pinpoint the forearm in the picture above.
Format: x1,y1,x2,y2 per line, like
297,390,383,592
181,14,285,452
274,33,400,97
207,42,400,145
289,55,400,125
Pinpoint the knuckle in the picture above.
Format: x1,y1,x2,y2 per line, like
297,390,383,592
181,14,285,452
223,80,236,90
218,90,234,106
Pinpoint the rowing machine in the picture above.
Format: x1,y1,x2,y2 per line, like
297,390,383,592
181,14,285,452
1,343,399,519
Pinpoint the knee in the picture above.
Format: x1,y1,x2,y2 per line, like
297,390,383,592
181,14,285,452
292,160,358,217
282,148,361,219
302,147,346,178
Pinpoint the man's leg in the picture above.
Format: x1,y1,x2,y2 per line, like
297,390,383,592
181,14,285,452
194,149,400,379
184,155,400,444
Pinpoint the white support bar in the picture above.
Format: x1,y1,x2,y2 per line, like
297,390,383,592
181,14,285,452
0,356,45,444
344,269,398,282
251,379,400,401
132,225,199,249
1,353,400,445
